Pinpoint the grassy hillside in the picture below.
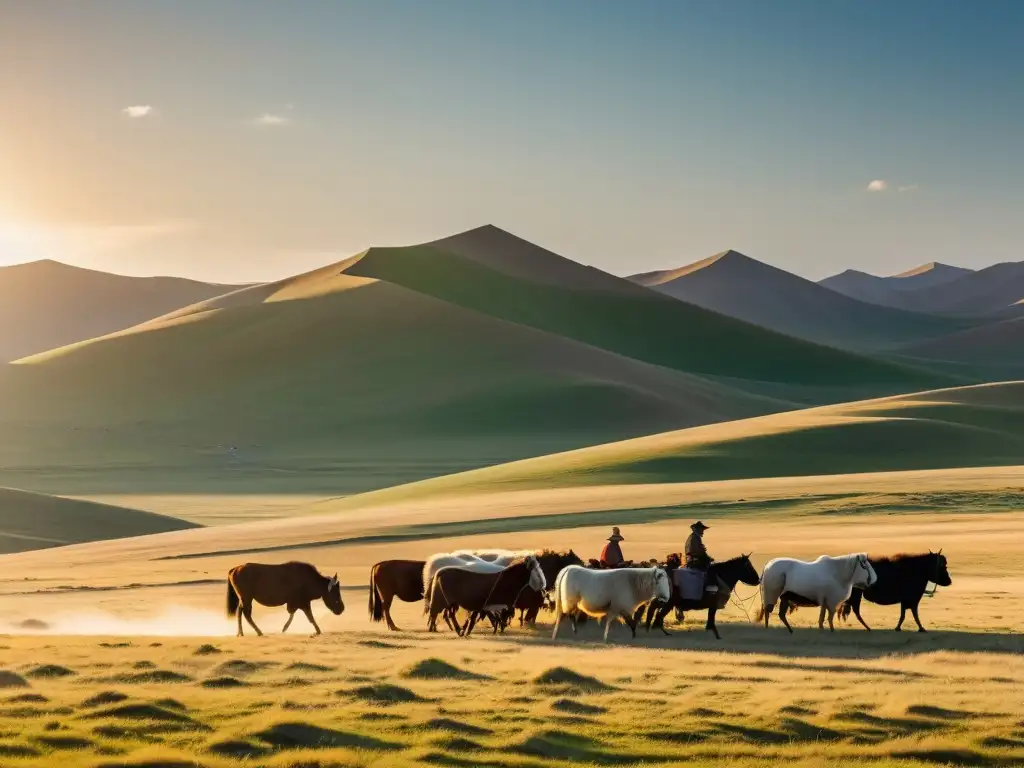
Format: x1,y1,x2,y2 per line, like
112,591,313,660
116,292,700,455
628,250,969,350
339,238,958,394
326,381,1024,507
0,270,782,496
0,486,198,554
0,259,239,362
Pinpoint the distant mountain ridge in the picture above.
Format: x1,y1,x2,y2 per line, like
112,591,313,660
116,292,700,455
627,249,970,351
0,258,241,362
819,262,974,307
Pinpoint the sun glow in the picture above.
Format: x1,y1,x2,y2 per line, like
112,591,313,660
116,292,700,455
0,216,55,266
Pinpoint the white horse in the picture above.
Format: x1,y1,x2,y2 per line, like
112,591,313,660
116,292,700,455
451,548,534,562
758,553,877,633
552,565,671,643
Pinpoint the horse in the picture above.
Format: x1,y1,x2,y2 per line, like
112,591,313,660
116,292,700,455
423,553,511,614
423,557,509,632
368,559,424,631
226,561,344,637
552,565,671,643
756,553,877,633
429,556,546,637
837,550,951,632
515,549,584,628
639,553,760,639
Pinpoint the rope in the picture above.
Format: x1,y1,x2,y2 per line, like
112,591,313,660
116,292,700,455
729,588,759,623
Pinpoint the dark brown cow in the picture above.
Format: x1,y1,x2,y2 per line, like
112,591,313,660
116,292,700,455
368,559,425,631
428,555,545,637
226,561,344,637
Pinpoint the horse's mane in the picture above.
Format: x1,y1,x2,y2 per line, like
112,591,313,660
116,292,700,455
868,552,937,565
282,561,330,583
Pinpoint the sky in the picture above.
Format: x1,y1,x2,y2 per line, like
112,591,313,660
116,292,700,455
1,0,1022,283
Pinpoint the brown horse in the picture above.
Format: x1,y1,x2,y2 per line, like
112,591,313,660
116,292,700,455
226,561,344,637
368,560,425,631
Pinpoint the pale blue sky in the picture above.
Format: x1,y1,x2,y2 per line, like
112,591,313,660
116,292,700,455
1,1,1021,282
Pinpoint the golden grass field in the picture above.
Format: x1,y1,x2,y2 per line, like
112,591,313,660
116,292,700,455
2,467,1023,767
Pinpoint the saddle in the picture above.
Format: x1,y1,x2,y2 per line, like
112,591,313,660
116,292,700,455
673,568,724,602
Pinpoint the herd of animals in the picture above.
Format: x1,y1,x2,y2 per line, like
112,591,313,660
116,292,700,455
224,545,953,642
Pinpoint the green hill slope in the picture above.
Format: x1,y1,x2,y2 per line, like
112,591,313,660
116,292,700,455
0,270,782,496
324,381,1024,508
338,230,958,395
0,487,198,554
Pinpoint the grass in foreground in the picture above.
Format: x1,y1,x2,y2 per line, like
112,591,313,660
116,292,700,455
0,630,1021,767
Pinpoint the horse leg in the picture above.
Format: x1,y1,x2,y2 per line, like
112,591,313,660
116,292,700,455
236,605,244,637
281,611,296,633
302,605,322,636
910,602,926,632
625,611,637,639
656,603,672,636
818,604,827,630
827,606,836,632
242,600,263,636
602,614,613,643
778,601,793,634
853,603,871,631
895,605,908,631
382,592,400,632
706,606,720,640
465,610,480,637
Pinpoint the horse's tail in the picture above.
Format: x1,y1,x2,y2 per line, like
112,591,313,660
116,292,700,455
368,565,384,622
837,602,852,622
423,573,433,615
225,578,240,618
754,566,767,623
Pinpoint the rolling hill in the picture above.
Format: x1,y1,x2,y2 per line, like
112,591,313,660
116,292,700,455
626,249,968,350
0,226,961,497
336,227,954,394
899,316,1024,375
321,381,1024,509
0,264,785,496
0,259,240,362
820,262,973,307
0,486,198,555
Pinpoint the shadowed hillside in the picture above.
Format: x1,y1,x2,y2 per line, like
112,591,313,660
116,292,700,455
326,381,1024,508
338,228,955,394
628,250,968,350
820,263,973,308
899,316,1024,376
0,487,198,554
0,259,241,362
0,267,783,496
895,261,1024,316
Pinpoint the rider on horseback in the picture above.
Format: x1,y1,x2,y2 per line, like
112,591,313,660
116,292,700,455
684,521,713,571
600,527,625,567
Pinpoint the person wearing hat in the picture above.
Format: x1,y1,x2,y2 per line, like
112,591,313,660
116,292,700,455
684,521,713,571
600,527,625,567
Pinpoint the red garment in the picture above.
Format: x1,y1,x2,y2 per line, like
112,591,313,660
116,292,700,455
600,541,624,566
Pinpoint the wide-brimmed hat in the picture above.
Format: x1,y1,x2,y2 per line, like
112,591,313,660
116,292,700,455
607,526,624,542
690,520,710,532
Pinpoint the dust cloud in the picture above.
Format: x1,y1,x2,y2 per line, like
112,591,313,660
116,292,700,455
1,606,236,636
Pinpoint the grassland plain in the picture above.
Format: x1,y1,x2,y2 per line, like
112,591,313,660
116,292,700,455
1,471,1023,766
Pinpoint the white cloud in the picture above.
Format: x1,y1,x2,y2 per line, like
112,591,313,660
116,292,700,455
254,113,289,126
898,184,919,192
866,179,888,193
122,105,153,118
